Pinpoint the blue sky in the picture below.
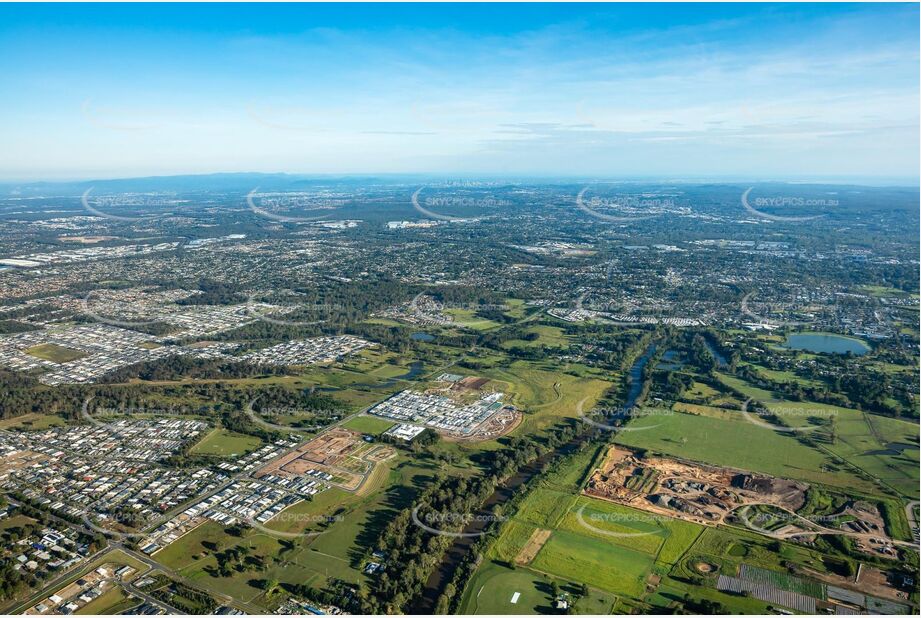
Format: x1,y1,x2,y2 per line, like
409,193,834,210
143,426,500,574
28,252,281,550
0,3,918,182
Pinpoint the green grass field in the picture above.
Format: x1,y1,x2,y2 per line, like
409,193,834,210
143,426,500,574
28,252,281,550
499,325,571,350
516,488,576,529
614,406,885,495
823,411,919,499
531,529,654,598
479,360,613,438
647,577,774,614
0,413,65,430
674,525,841,582
460,561,617,615
491,519,538,564
712,372,919,498
23,342,87,363
155,520,333,607
153,454,434,611
556,497,703,565
340,415,396,435
190,428,263,457
443,308,503,331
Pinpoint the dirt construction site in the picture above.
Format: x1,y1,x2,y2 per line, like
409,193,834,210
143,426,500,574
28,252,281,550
257,427,395,491
584,446,808,526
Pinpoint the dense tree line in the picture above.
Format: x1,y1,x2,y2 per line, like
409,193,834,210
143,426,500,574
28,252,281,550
360,420,590,613
101,355,291,383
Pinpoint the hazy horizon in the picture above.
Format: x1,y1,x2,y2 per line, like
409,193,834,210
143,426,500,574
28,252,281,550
1,3,918,182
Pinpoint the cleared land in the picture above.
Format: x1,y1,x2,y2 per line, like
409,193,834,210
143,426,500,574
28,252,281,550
190,428,263,457
0,413,64,430
24,343,87,363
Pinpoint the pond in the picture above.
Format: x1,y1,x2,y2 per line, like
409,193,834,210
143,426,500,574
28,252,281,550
784,333,870,356
410,332,434,342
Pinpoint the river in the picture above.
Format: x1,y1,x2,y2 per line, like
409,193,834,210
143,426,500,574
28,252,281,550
409,341,658,612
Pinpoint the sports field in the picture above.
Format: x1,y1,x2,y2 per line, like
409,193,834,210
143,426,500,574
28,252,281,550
190,428,262,457
461,561,617,615
472,447,704,611
340,415,396,435
24,342,87,363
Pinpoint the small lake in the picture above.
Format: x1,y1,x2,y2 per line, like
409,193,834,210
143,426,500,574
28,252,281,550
410,332,434,342
784,333,870,356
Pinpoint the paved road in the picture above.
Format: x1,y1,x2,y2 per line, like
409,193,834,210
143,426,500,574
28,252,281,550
732,503,921,550
2,348,464,614
123,579,181,613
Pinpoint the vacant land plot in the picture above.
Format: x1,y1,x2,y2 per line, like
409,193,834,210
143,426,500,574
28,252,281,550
499,325,570,350
24,342,87,363
190,428,262,457
558,497,703,565
614,409,883,495
673,401,740,420
709,372,919,498
824,412,919,499
155,521,347,608
557,500,664,556
480,361,613,437
0,413,64,430
715,373,780,402
531,529,653,598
